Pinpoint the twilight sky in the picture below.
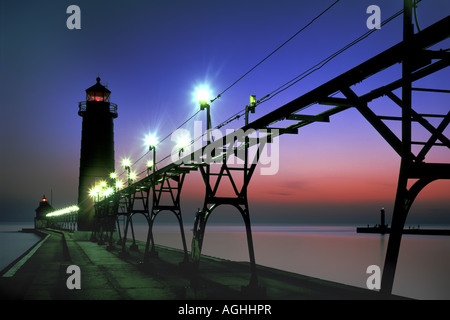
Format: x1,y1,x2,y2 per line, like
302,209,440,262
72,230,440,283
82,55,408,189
0,0,449,225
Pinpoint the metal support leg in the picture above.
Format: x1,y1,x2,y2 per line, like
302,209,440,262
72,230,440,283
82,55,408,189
129,216,139,251
143,171,189,265
145,211,159,260
116,216,123,245
380,176,436,295
144,209,189,264
143,215,154,264
191,206,212,268
240,205,258,289
380,168,408,295
175,210,189,264
120,214,132,257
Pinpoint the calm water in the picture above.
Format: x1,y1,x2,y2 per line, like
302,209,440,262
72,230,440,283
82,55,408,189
1,222,449,299
0,222,41,273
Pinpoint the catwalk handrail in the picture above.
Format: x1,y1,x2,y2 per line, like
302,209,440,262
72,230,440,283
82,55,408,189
78,101,118,117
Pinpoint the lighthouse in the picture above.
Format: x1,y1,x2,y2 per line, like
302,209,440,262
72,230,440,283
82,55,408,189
77,77,118,231
35,195,54,229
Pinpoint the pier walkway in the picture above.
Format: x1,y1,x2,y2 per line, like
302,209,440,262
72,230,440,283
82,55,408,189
0,229,406,300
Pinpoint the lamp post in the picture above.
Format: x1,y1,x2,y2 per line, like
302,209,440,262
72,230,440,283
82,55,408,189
145,134,157,177
146,160,154,176
122,158,131,186
175,134,191,160
110,172,117,192
100,181,107,200
197,88,212,143
129,171,137,183
88,185,100,242
245,95,256,176
246,95,256,126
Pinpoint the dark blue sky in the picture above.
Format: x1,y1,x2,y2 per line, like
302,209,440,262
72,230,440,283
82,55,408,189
1,0,449,224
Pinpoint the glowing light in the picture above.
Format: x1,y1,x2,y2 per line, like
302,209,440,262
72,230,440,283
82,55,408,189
88,96,105,102
196,88,210,104
175,134,191,150
129,171,137,181
122,158,131,168
116,180,124,189
89,187,100,198
144,134,158,149
147,160,154,168
103,187,114,197
250,95,256,106
100,181,107,188
46,205,79,217
110,172,117,179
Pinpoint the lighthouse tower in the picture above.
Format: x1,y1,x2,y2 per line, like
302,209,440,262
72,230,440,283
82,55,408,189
77,77,118,231
35,195,54,229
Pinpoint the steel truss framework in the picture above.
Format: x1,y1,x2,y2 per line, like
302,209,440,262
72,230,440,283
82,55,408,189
92,11,450,296
190,128,285,292
93,166,195,262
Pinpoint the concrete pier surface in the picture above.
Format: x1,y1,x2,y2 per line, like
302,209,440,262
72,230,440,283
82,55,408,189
0,229,406,300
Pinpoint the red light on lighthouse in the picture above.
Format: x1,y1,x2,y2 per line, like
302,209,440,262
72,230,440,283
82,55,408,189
86,77,111,102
